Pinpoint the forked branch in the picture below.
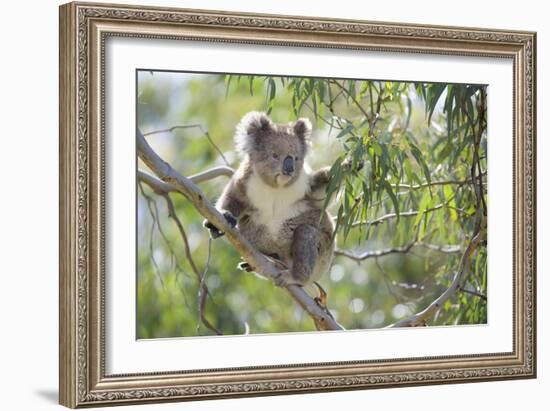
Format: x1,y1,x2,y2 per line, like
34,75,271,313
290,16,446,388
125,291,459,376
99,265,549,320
387,222,486,327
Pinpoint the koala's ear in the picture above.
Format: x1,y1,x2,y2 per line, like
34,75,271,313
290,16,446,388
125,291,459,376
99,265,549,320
293,118,312,141
235,111,274,154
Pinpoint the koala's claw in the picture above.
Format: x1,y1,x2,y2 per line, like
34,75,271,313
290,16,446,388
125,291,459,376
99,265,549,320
313,281,328,309
238,261,254,272
203,211,237,239
223,211,237,228
203,220,224,239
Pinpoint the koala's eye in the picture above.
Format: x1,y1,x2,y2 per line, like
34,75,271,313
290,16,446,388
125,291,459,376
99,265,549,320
272,153,280,160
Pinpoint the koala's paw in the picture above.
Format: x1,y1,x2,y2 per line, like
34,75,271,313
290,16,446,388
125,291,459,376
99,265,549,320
342,156,365,173
237,261,254,272
222,211,237,228
202,211,237,239
273,271,301,288
203,219,224,239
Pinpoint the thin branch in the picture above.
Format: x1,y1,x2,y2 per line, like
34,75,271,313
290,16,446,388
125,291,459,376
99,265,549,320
388,222,486,327
418,243,462,253
329,80,372,123
392,172,486,191
140,170,221,335
143,124,203,136
350,203,454,228
369,82,384,136
161,192,222,335
458,286,487,301
324,88,350,133
374,257,405,303
138,183,165,288
197,238,217,335
188,166,234,184
329,79,384,138
139,172,175,195
348,182,473,229
461,90,488,218
477,88,488,214
143,124,230,166
137,129,343,331
335,243,415,261
137,166,234,195
138,183,199,315
139,182,194,275
334,241,461,262
303,101,345,130
335,177,471,229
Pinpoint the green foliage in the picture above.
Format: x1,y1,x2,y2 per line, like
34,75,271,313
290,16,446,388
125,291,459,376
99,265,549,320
137,70,487,337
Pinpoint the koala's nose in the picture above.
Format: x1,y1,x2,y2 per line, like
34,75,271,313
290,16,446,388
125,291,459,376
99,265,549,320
283,155,294,175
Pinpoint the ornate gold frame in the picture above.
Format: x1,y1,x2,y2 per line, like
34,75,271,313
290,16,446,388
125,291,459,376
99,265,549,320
59,1,536,408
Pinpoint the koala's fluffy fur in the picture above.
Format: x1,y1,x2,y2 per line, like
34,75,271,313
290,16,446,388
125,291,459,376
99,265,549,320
206,111,335,290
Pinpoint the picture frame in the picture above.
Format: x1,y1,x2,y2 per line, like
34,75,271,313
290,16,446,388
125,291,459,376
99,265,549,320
59,1,537,408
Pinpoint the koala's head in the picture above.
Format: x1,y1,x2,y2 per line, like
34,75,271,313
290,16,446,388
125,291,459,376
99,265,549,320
235,111,312,188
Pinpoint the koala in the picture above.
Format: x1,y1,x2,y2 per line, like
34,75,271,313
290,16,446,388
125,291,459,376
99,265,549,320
204,111,335,293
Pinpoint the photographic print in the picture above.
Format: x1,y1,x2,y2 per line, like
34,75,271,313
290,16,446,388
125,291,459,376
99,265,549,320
136,71,488,338
60,3,535,406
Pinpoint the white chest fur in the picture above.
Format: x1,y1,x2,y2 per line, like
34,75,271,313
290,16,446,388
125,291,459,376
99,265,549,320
246,170,310,237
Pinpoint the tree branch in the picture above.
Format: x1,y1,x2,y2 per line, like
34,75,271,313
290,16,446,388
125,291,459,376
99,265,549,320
387,223,486,327
329,80,373,124
458,286,487,301
139,174,222,335
161,192,222,335
138,171,175,195
137,129,343,331
392,172,486,191
334,241,462,262
138,166,234,196
188,166,235,183
349,202,462,228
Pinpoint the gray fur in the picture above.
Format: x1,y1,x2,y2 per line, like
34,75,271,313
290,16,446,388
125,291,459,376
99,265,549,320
206,112,335,290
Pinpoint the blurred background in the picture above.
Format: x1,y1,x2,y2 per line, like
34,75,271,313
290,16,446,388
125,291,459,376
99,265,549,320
136,70,487,338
